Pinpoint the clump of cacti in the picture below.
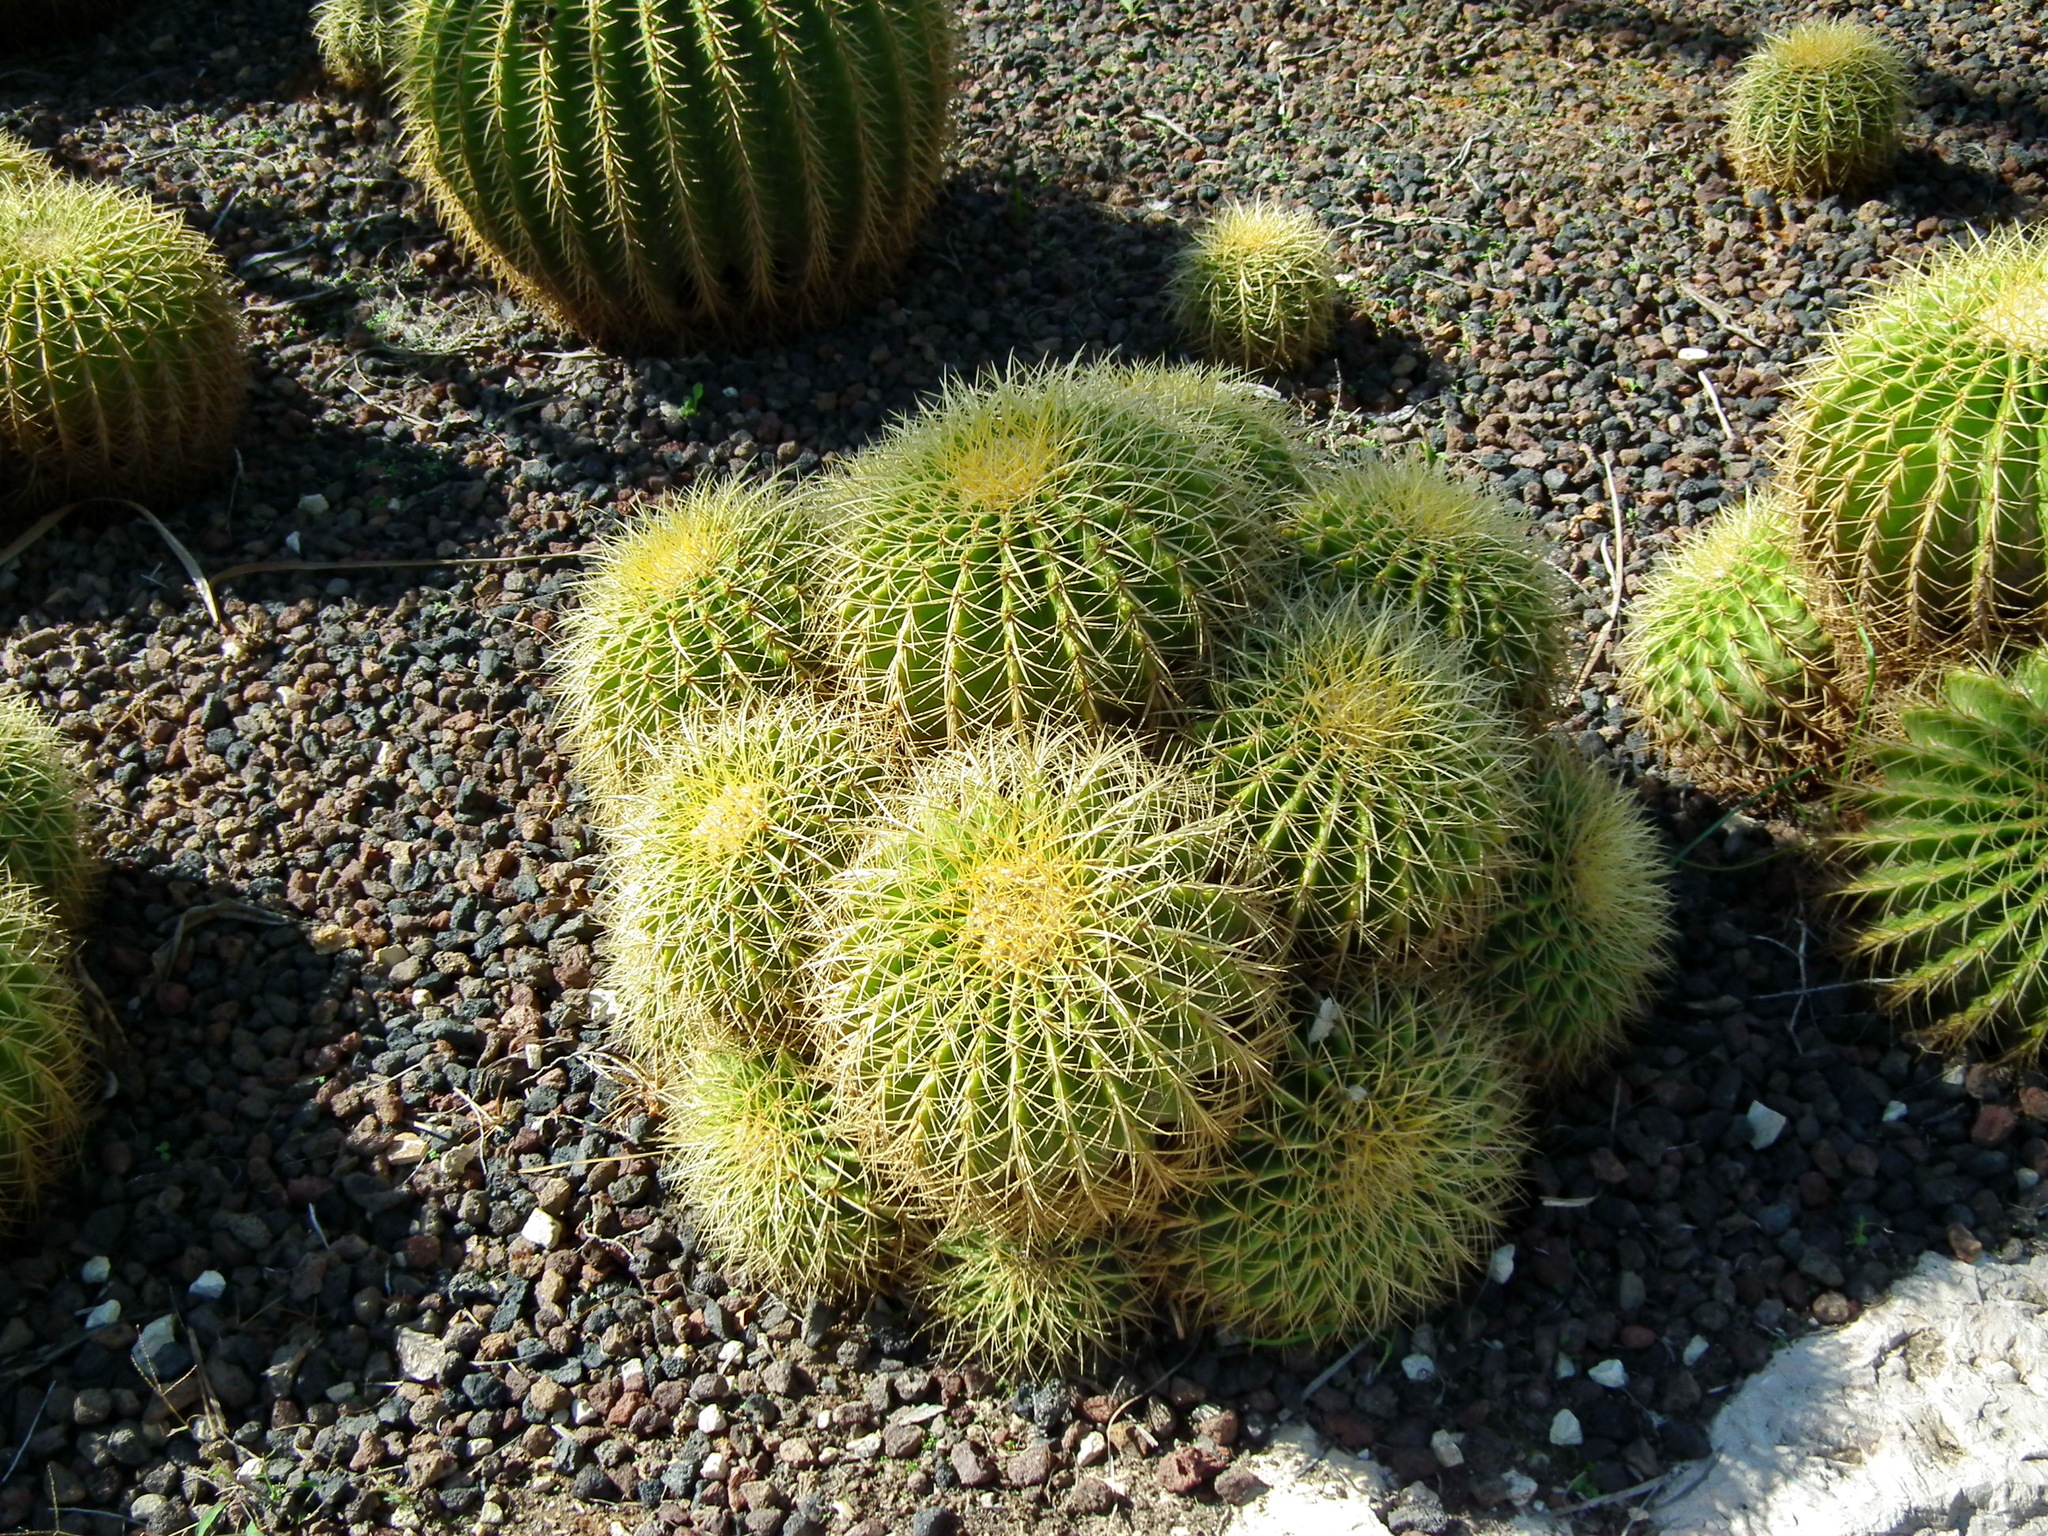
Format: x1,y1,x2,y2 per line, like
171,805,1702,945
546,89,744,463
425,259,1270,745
1786,224,2048,658
822,363,1273,742
0,133,53,184
1163,983,1526,1346
917,1227,1153,1379
662,1046,911,1296
554,478,815,801
0,880,88,1226
0,696,92,927
1201,594,1528,972
400,0,954,350
0,176,244,527
1619,492,1871,800
1172,201,1339,373
602,698,884,1063
814,728,1284,1242
1725,21,1907,196
1283,456,1570,711
1482,739,1671,1082
312,0,406,92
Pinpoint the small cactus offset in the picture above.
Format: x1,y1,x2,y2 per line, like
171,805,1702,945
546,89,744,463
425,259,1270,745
1834,645,2048,1062
814,728,1285,1243
0,133,53,184
313,0,406,92
0,696,92,927
1481,739,1672,1083
400,0,954,350
1200,593,1529,973
1785,224,2048,658
915,1226,1153,1379
823,363,1274,742
1619,493,1870,800
0,177,244,527
1282,457,1570,711
1162,983,1526,1347
1172,201,1339,372
662,1046,913,1297
0,880,89,1226
554,477,816,801
602,698,885,1063
1726,21,1906,196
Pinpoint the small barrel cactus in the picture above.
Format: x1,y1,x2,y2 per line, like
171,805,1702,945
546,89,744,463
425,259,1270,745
1835,645,2048,1061
1172,201,1339,372
0,880,88,1226
662,1046,912,1297
1619,493,1870,800
1785,223,2048,658
401,0,954,350
0,176,244,528
0,695,92,927
814,728,1285,1243
915,1226,1152,1379
554,477,815,801
1200,593,1529,973
602,698,885,1063
1726,21,1906,196
1481,739,1672,1083
1282,456,1570,711
822,363,1273,743
312,0,406,92
0,133,53,184
1162,983,1526,1347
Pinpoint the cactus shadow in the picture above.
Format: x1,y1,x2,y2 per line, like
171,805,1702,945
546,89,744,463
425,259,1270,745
1539,0,1749,67
1876,146,2012,221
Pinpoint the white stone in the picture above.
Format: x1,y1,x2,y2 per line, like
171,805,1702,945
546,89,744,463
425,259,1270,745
1548,1410,1583,1447
1682,1334,1710,1367
1429,1430,1464,1468
520,1209,563,1248
1500,1470,1538,1505
1655,1251,2048,1535
1678,346,1712,361
394,1328,451,1383
1075,1431,1107,1467
1553,1353,1575,1380
188,1270,228,1300
1588,1358,1628,1389
697,1404,727,1436
1746,1100,1788,1149
1222,1424,1391,1536
296,494,329,516
1488,1245,1516,1285
1400,1353,1435,1382
81,1256,111,1285
80,1300,120,1330
1883,1099,1909,1123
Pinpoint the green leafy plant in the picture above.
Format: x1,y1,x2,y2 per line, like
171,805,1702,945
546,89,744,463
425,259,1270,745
1726,21,1907,196
1481,738,1672,1083
1619,492,1869,800
1200,592,1529,973
813,727,1285,1242
1785,223,2048,658
1835,644,2048,1061
0,175,244,528
400,0,955,350
0,879,89,1227
1162,981,1526,1346
311,0,405,91
553,476,816,802
0,694,92,927
915,1225,1153,1378
821,362,1275,743
1281,456,1571,711
1172,200,1339,372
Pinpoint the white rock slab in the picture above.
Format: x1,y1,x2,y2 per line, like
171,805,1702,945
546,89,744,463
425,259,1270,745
1656,1251,2048,1536
1221,1424,1565,1536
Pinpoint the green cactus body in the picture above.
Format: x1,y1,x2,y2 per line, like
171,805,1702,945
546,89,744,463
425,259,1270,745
1110,361,1313,499
1162,983,1526,1347
916,1226,1152,1379
1835,645,2048,1062
1481,739,1672,1083
0,177,244,528
0,134,53,185
313,0,405,91
1619,492,1870,800
1200,594,1529,973
554,477,815,801
1786,225,2048,657
1726,22,1906,196
1172,201,1339,373
0,880,88,1225
1282,457,1570,711
0,696,92,927
814,728,1285,1243
603,698,885,1063
823,364,1274,743
663,1046,912,1297
401,0,954,350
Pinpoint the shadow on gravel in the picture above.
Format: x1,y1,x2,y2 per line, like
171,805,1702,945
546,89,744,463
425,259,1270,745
1544,0,1749,66
0,0,314,118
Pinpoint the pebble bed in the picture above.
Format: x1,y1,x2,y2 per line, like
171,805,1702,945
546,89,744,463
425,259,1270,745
1,0,2045,1533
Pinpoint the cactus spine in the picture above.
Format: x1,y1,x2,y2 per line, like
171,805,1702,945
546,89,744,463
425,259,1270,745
1172,201,1339,372
1726,21,1906,196
916,1227,1153,1378
400,0,954,350
313,0,406,92
0,696,91,927
0,134,53,185
0,880,88,1226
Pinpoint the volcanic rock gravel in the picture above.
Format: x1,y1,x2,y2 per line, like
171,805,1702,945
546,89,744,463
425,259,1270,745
0,0,2044,1532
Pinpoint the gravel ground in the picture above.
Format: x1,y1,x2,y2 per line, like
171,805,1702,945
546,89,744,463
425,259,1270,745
1,0,2045,1532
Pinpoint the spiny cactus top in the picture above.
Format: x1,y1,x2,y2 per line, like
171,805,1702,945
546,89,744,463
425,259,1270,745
401,0,954,350
1725,21,1906,196
916,1226,1151,1379
0,134,53,184
813,728,1285,1243
0,879,88,1225
0,176,244,527
1282,456,1569,711
1172,201,1339,373
1786,225,2048,659
1836,645,2048,1062
822,363,1275,742
313,0,406,92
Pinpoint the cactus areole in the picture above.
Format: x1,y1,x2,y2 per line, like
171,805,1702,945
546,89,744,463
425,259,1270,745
403,0,955,351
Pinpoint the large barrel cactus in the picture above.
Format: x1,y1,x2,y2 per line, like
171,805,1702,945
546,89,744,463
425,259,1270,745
401,0,955,350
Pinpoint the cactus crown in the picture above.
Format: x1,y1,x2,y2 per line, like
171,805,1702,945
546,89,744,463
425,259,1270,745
1172,201,1339,372
1726,21,1906,195
1971,270,2048,356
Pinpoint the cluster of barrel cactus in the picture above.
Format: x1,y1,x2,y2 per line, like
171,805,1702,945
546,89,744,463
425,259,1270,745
559,360,1673,1373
